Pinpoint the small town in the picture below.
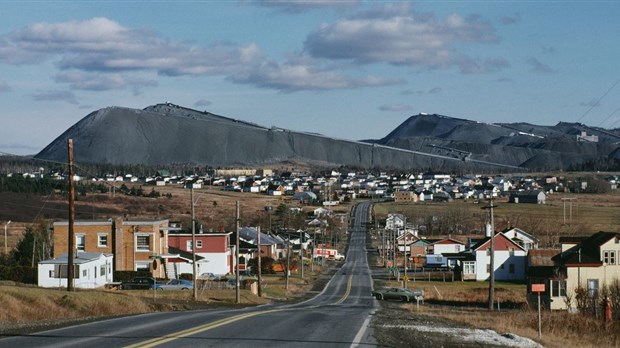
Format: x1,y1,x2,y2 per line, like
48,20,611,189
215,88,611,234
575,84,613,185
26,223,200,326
1,164,619,347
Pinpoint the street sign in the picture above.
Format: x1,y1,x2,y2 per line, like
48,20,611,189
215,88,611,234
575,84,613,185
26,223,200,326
531,283,545,293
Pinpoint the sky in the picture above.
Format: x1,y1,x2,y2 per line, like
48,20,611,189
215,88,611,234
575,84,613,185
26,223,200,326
1,1,619,156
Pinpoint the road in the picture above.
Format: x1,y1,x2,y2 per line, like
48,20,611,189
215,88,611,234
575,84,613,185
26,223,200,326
0,202,377,348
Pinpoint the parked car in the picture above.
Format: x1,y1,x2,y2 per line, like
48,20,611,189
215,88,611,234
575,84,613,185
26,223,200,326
198,272,221,280
371,287,424,302
152,279,193,291
120,277,155,290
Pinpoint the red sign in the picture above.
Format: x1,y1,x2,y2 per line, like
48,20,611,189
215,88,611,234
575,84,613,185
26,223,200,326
531,284,545,293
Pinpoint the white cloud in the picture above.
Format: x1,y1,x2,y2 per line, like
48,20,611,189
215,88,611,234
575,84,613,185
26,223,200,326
304,4,504,73
0,17,400,93
247,0,358,13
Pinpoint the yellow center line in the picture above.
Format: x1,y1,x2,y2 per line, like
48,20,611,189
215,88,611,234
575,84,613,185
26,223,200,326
126,275,354,347
334,275,353,305
124,309,281,348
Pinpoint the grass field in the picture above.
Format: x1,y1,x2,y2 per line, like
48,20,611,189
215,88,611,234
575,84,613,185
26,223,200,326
374,191,620,247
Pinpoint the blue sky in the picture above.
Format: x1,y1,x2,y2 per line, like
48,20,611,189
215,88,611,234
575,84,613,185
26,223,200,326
1,1,619,155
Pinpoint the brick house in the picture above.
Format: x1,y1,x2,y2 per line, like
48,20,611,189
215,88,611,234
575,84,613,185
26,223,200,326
53,219,171,278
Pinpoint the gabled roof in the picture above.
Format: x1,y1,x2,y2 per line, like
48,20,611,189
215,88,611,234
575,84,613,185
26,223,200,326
470,232,526,252
168,246,205,261
430,238,464,246
239,227,282,245
553,231,620,266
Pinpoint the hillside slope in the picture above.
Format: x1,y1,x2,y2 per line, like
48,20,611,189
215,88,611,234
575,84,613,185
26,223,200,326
35,104,620,171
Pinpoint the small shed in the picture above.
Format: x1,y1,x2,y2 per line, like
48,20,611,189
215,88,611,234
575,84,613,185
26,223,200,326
38,252,114,289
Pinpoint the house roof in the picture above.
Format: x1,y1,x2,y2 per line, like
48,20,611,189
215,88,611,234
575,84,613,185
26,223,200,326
39,252,113,264
528,249,560,267
168,246,205,261
239,227,282,245
470,232,525,252
554,231,620,266
430,238,464,246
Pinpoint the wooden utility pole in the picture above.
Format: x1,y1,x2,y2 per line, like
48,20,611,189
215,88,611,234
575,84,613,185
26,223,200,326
482,199,497,310
235,201,240,304
67,139,75,292
257,225,262,297
191,188,198,300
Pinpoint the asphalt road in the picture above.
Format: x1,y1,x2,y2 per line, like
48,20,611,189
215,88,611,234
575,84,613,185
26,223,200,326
0,202,377,348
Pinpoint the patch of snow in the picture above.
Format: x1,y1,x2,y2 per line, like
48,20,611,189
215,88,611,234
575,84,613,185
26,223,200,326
381,324,542,347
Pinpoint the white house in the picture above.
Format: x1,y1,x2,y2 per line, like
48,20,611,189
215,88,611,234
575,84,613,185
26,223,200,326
38,253,114,289
461,233,527,281
502,227,539,251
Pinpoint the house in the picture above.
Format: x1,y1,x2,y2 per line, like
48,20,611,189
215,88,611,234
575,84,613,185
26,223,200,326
509,190,546,204
428,238,465,255
53,219,172,278
167,230,232,278
239,227,282,259
394,190,418,203
385,213,406,230
502,227,539,251
550,232,620,310
459,232,527,281
526,249,565,310
38,252,113,289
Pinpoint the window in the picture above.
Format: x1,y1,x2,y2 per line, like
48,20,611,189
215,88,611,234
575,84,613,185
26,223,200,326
76,234,85,252
603,250,616,265
49,270,54,277
186,240,193,251
509,264,515,274
135,262,150,271
136,235,151,252
100,265,106,276
463,261,475,274
98,233,108,248
551,280,567,297
196,240,203,249
54,265,80,279
486,264,491,273
587,279,599,298
509,248,515,256
82,269,87,277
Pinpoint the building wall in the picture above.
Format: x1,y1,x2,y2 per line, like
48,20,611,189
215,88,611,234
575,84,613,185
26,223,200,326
53,221,114,257
117,220,169,277
38,255,113,289
475,250,527,281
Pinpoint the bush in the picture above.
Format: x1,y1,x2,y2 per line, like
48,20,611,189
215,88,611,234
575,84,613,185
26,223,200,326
0,265,36,284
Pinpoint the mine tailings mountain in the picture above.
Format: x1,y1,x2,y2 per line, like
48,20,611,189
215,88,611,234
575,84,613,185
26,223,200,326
35,104,620,172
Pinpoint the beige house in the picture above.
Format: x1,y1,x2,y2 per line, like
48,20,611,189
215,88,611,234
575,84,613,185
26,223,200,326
530,232,620,310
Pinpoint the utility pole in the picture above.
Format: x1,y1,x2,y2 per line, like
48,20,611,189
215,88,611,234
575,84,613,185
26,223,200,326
4,220,11,254
67,139,75,292
285,240,290,290
257,225,262,297
300,229,304,280
191,188,198,300
235,201,240,304
482,198,497,311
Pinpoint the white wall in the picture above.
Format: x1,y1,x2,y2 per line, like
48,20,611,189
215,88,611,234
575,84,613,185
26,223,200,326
38,255,113,289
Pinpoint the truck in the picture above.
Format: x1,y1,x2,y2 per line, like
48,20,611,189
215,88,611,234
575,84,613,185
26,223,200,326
313,248,345,261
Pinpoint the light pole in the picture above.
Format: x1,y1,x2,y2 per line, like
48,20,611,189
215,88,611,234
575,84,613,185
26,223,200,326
4,220,11,254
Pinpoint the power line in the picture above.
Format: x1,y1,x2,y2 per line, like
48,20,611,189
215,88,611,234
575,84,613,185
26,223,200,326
576,78,620,123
